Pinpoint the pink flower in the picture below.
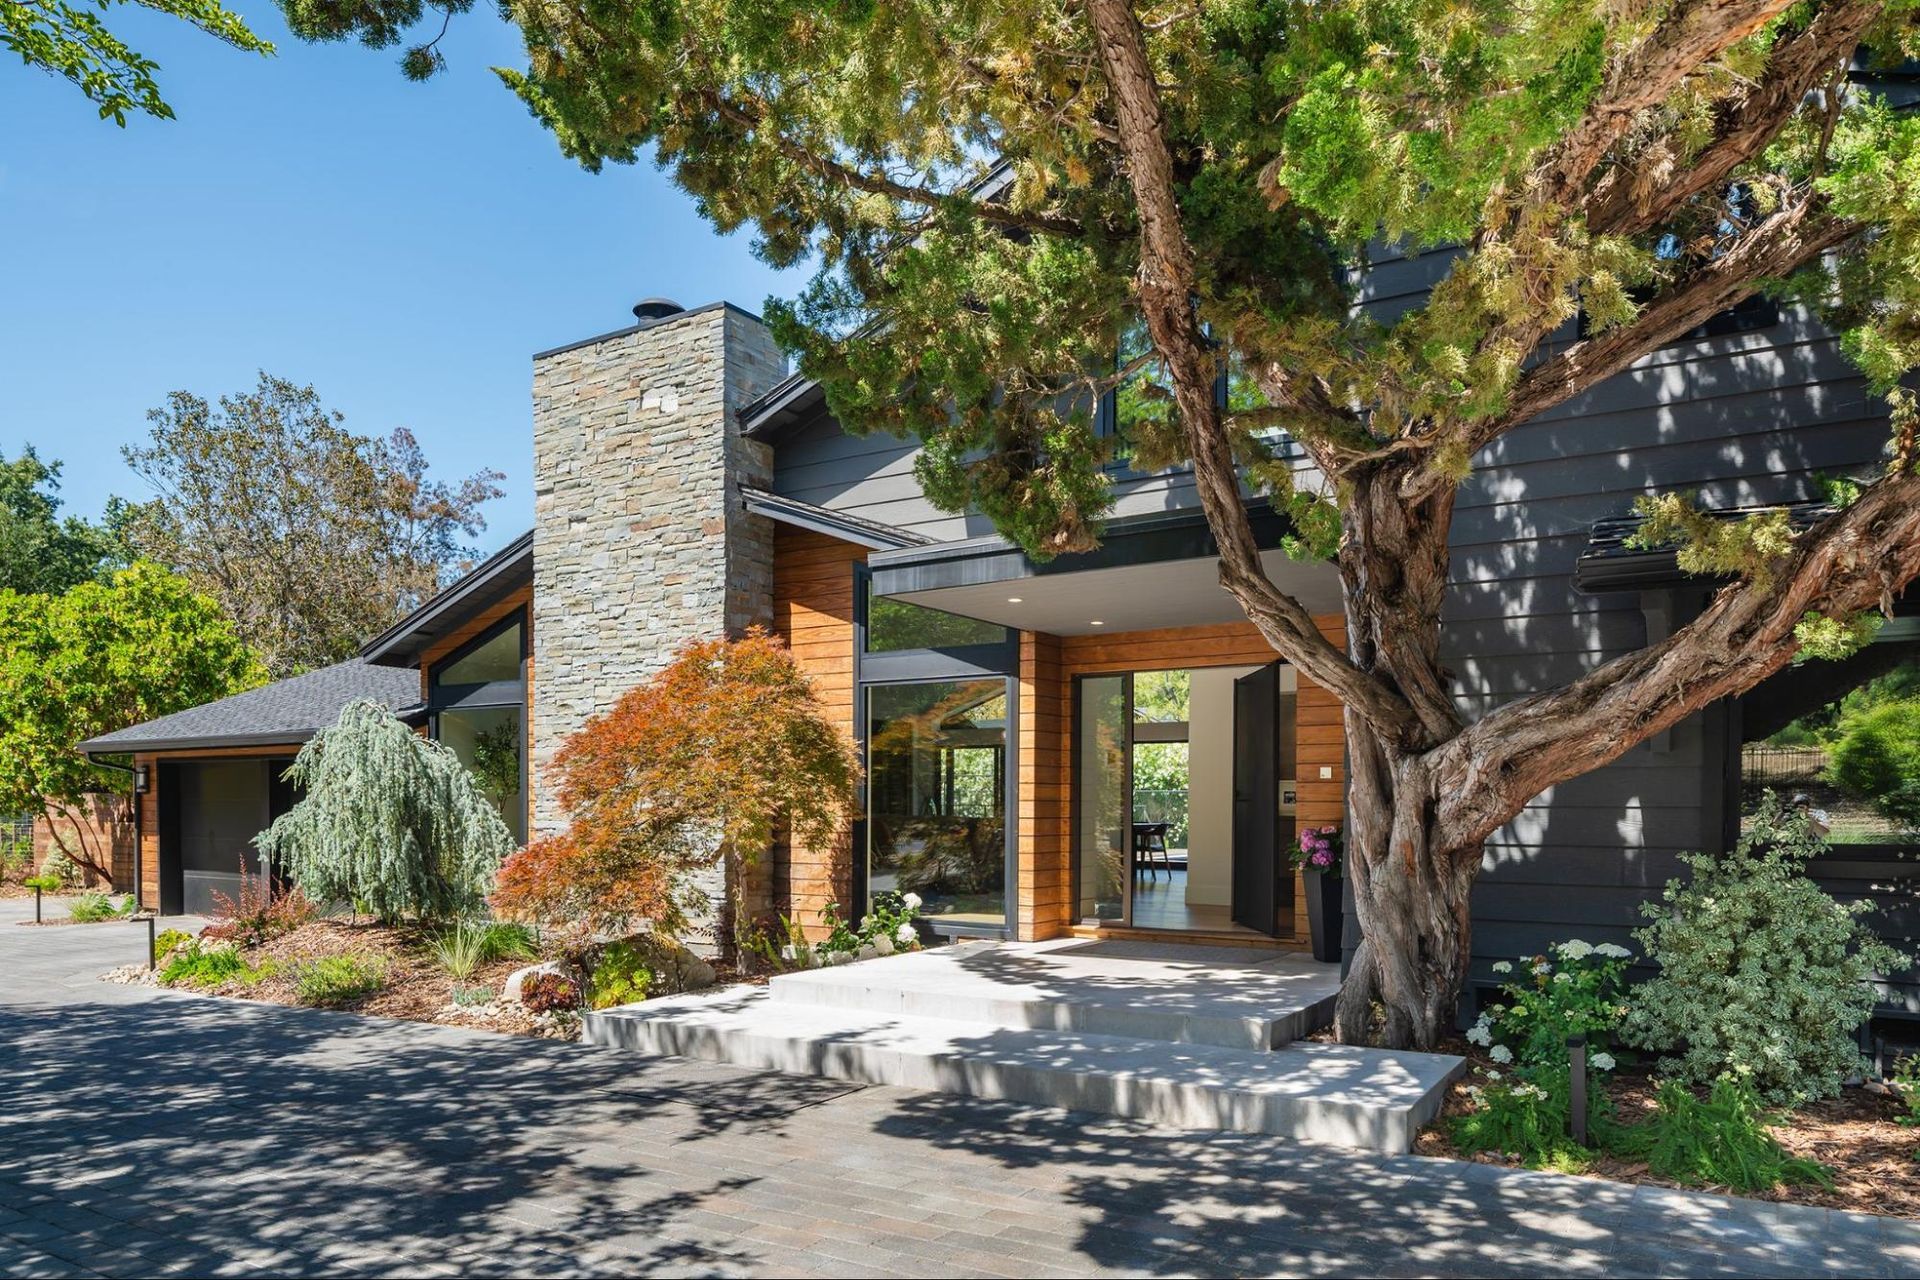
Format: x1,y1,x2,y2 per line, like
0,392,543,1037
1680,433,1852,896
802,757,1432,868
1311,850,1331,867
1320,825,1337,836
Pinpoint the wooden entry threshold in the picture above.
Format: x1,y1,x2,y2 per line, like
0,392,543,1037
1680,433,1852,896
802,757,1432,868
1064,922,1308,951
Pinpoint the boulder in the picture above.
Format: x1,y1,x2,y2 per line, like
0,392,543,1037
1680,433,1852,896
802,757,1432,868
504,960,582,1006
607,932,716,995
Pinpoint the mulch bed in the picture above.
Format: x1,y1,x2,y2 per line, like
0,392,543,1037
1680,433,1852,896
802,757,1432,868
1413,1034,1920,1219
115,919,580,1040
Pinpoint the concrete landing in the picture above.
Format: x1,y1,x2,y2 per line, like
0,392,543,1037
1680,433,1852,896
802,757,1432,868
768,938,1341,1050
586,985,1463,1154
584,938,1465,1153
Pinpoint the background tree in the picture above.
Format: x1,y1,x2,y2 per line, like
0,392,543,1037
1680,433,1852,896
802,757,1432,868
304,0,1920,1047
256,699,514,923
4,0,272,123
120,372,504,677
493,630,859,947
0,446,117,594
0,562,265,886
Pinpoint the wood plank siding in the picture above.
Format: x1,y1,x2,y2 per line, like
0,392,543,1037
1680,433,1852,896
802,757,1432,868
770,525,864,934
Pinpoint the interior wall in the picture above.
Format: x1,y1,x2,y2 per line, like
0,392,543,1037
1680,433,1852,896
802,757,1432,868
1184,665,1257,908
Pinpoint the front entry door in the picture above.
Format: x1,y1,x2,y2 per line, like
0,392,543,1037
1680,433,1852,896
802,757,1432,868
1232,662,1283,936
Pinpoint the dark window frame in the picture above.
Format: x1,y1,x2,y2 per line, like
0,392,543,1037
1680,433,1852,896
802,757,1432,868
427,607,529,844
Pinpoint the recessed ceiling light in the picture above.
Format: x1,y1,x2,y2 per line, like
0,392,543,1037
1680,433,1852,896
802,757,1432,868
1006,596,1023,603
1089,620,1105,626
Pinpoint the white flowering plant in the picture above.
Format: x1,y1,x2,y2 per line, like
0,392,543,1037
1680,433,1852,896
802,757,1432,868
1622,795,1909,1105
1467,938,1632,1074
813,892,925,963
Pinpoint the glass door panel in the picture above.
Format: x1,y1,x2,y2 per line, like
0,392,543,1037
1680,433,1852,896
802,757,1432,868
1076,674,1130,923
866,679,1009,927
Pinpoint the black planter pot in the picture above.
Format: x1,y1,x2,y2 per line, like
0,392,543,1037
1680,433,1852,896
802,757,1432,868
1302,867,1343,964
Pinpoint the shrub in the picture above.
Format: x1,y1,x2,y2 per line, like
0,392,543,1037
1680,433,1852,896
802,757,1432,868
586,941,653,1010
202,868,314,947
451,982,495,1007
65,891,136,922
256,700,515,924
492,630,858,943
292,952,389,1007
1611,1075,1833,1192
431,921,489,980
475,920,539,964
1467,939,1632,1071
1827,697,1920,829
815,892,925,964
1891,1054,1920,1127
519,971,581,1014
22,872,62,892
1622,796,1909,1104
153,928,194,960
1451,1066,1607,1167
158,940,274,989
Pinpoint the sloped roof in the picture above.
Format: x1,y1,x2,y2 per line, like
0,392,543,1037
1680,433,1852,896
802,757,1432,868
1573,501,1834,594
78,659,424,756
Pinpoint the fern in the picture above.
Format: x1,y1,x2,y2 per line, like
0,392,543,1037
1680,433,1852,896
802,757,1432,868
1611,1077,1834,1192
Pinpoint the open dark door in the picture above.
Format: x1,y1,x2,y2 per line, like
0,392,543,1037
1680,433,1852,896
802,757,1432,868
1232,662,1283,936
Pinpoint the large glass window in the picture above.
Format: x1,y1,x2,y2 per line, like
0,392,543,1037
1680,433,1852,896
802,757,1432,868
1077,674,1128,922
429,612,527,845
439,704,525,845
866,597,1009,652
1741,644,1920,844
866,679,1009,927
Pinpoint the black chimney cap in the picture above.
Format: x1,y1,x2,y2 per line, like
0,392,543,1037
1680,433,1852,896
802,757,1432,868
633,298,685,322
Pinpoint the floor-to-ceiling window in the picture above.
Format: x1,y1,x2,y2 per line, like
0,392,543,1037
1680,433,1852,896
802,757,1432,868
430,611,527,845
858,578,1018,933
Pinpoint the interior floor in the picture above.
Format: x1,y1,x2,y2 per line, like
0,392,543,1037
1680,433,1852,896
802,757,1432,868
1129,868,1259,934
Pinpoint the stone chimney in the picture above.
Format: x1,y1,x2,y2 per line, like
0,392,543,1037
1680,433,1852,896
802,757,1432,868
530,302,784,860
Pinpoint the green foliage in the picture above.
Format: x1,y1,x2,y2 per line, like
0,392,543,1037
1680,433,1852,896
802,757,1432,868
469,722,521,805
1892,1054,1920,1127
813,892,924,964
1627,495,1799,588
1451,1064,1606,1168
3,0,272,124
1467,940,1632,1070
586,941,653,1010
1826,696,1920,829
292,952,389,1007
256,699,516,924
119,375,502,677
158,939,274,989
23,872,63,893
1794,611,1886,661
1611,1076,1834,1192
65,891,135,922
1623,796,1909,1104
0,563,264,881
152,928,193,961
0,447,117,595
431,919,537,979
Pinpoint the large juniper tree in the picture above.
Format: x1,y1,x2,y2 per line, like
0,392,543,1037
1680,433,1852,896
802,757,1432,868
294,0,1920,1048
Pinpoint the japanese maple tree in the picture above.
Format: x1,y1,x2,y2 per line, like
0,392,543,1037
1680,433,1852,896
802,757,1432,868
492,629,859,945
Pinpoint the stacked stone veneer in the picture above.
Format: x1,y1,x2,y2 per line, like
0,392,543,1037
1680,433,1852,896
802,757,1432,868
531,303,784,950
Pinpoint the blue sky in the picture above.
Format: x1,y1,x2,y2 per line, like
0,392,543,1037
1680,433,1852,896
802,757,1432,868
0,5,803,554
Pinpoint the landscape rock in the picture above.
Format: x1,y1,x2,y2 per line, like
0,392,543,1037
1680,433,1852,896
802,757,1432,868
504,960,583,1006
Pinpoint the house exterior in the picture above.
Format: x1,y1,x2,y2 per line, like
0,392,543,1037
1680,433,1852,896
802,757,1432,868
83,279,1920,1024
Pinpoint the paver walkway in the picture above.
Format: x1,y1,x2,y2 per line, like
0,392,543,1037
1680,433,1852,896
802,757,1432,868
1,898,1915,1278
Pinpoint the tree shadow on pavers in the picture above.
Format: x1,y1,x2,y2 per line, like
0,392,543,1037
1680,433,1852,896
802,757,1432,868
868,1092,1855,1280
0,998,848,1276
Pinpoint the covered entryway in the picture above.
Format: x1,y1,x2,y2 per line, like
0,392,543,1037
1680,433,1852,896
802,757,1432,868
155,758,296,916
864,503,1347,945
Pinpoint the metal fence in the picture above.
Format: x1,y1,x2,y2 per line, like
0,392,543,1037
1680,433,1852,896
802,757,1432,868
2,813,34,880
1741,743,1829,784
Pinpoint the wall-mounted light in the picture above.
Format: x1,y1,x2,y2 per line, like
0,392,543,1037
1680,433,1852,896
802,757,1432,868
1089,620,1105,627
1006,597,1023,604
133,764,150,795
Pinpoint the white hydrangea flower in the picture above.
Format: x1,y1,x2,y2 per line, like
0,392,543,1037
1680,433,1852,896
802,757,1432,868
1557,939,1594,960
1491,960,1512,974
1590,1052,1616,1072
1466,1025,1491,1047
901,892,923,911
1594,943,1631,959
874,935,895,956
1481,1070,1501,1083
1514,1083,1548,1101
1532,961,1552,976
895,922,916,945
1488,1044,1514,1065
1553,971,1572,985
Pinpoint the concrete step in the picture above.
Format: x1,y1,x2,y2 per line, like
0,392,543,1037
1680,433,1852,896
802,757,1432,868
584,986,1465,1154
769,938,1341,1051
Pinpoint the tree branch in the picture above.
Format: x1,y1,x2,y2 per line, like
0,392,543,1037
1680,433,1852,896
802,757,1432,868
1586,0,1880,238
1083,0,1427,745
1447,196,1857,473
693,88,1086,239
1435,466,1920,846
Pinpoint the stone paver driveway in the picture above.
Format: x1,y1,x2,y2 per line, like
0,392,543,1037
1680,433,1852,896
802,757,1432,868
1,899,1915,1279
